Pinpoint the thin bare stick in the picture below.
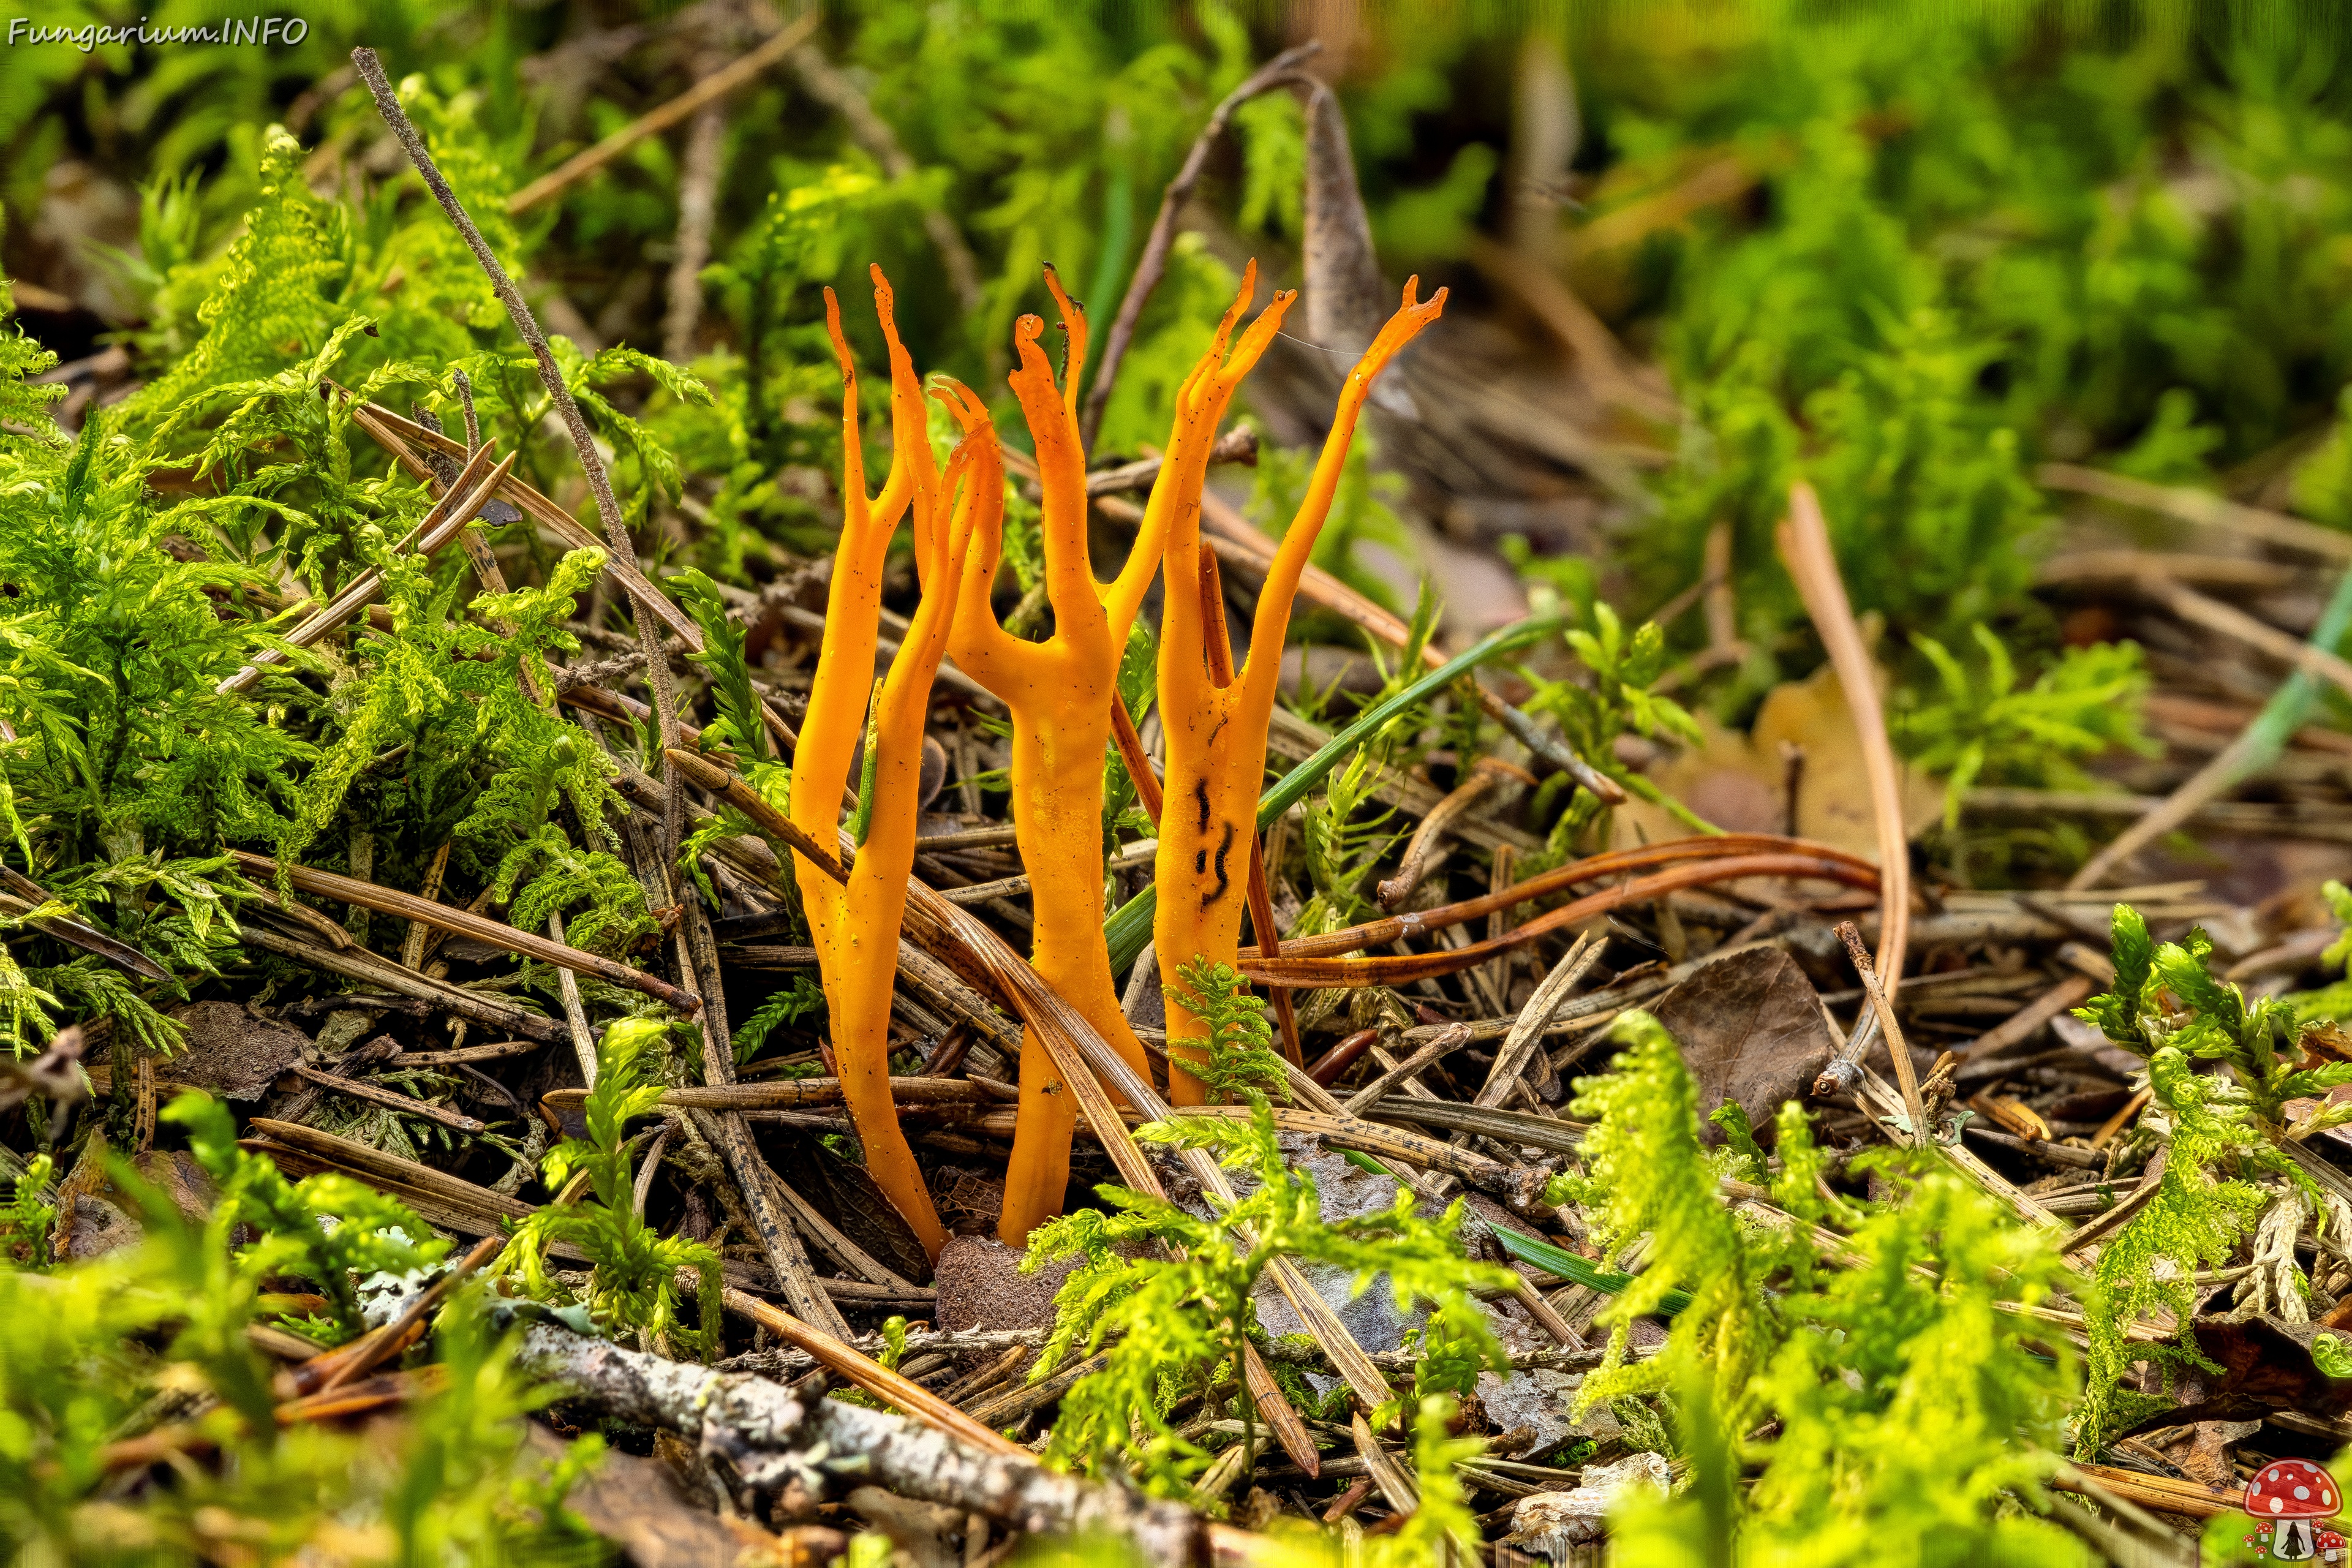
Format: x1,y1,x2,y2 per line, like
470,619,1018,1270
353,47,687,864
0,869,165,979
1078,42,1322,448
1270,834,1872,960
1376,763,1504,911
630,1120,673,1221
237,924,565,1042
1342,1025,1468,1117
230,849,699,1015
720,1288,1028,1458
291,1065,486,1136
505,14,821,214
2071,548,2352,889
1474,931,1603,1109
662,96,725,361
217,445,511,695
1777,481,1909,984
540,1079,986,1115
2038,462,2352,560
346,398,701,646
1833,922,1927,1149
307,1235,502,1395
399,841,451,972
2140,574,2352,700
547,910,598,1088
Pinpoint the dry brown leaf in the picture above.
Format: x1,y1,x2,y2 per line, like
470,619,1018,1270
1646,946,1836,1143
1614,659,1943,862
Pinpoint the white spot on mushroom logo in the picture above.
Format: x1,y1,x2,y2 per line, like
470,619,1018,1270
2244,1457,2345,1561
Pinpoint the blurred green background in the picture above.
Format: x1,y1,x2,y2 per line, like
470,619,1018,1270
12,0,2352,711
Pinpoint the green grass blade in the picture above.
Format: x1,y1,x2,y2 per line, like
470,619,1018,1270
1487,1220,1692,1317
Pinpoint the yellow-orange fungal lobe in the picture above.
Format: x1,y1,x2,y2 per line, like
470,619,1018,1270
822,287,854,382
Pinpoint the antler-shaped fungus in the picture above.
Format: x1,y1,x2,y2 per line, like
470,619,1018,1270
791,271,981,1261
917,266,1182,1245
1154,278,1446,1104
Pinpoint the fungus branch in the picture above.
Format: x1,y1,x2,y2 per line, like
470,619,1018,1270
927,268,1182,1244
788,273,978,1261
1154,279,1446,1102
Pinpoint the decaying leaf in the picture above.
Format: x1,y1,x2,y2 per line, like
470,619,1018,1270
164,1003,311,1101
1616,659,1943,861
1646,946,1836,1144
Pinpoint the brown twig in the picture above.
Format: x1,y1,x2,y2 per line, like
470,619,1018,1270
1341,1025,1470,1117
1306,1027,1382,1087
1955,974,2098,1066
1375,763,1504,911
216,446,512,696
1170,1105,1550,1212
353,47,688,867
1083,426,1259,497
2059,1148,2165,1262
398,840,451,972
541,1078,984,1116
1833,922,1928,1150
0,867,166,979
388,1038,542,1068
720,1288,1026,1457
547,908,600,1087
505,13,822,214
1778,481,1910,984
1473,931,1604,1109
291,1065,485,1136
2037,462,2352,560
1247,853,1877,986
305,1235,502,1396
1261,831,1860,963
1077,41,1322,448
2139,573,2352,701
236,924,565,1042
228,850,699,1014
345,399,702,646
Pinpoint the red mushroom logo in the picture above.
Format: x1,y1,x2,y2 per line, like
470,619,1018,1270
2320,1528,2347,1564
2245,1459,2340,1561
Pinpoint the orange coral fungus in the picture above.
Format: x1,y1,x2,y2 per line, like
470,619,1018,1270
919,266,1177,1245
791,270,981,1261
1153,278,1446,1104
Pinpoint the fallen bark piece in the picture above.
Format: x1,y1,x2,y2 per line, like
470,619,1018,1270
60,1194,140,1261
1476,1361,1619,1465
1502,1452,1672,1558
